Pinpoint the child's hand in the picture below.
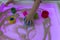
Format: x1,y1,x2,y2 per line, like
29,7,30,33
25,13,34,26
24,0,40,25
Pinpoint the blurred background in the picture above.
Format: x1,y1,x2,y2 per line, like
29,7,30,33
0,0,60,11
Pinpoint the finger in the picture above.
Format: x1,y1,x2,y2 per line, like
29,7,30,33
30,20,31,24
31,19,34,26
24,17,27,23
25,19,28,25
26,20,29,24
29,20,33,25
28,20,31,25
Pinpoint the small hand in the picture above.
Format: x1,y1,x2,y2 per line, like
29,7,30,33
25,14,34,26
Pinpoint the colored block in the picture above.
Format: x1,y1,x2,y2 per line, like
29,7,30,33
41,10,49,18
7,16,16,24
11,7,16,14
34,13,38,19
23,11,27,16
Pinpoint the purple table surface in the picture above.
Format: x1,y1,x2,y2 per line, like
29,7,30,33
0,2,60,40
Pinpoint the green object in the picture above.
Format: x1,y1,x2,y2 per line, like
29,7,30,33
11,7,16,14
34,13,38,19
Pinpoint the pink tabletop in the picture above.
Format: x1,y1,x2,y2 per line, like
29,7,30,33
0,2,60,40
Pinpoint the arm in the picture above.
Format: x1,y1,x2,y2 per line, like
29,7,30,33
5,0,14,6
29,0,41,15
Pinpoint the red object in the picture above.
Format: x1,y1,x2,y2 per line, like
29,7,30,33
23,11,27,16
41,10,49,18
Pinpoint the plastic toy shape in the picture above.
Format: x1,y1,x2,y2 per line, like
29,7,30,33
41,10,49,18
23,11,28,16
34,13,38,19
7,16,16,24
11,7,16,14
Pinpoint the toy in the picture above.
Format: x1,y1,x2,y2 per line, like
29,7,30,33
11,7,16,14
34,13,38,19
7,16,16,24
24,17,31,26
23,11,27,16
41,10,49,18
